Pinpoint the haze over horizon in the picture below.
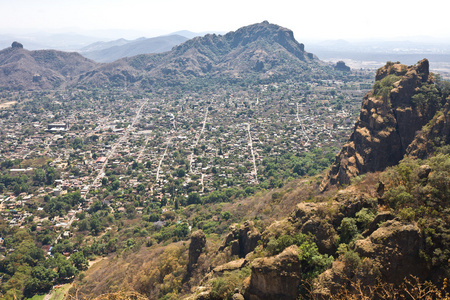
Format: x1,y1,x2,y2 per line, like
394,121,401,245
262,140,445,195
1,0,449,42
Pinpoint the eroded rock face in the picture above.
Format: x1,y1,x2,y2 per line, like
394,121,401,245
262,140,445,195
301,219,338,255
321,59,438,190
244,245,301,300
213,258,247,274
313,220,426,298
354,220,425,284
188,230,207,273
407,102,450,159
219,221,261,258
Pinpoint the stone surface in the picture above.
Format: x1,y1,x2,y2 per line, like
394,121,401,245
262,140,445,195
188,230,207,273
314,220,426,298
213,258,247,274
244,245,301,300
354,220,425,284
219,221,261,258
321,59,438,190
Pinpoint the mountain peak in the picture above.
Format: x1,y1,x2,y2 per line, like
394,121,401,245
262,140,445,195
320,58,446,191
170,21,313,65
11,41,23,49
0,22,320,90
225,21,304,49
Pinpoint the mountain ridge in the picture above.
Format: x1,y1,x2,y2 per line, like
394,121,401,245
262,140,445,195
0,45,98,90
80,34,189,63
0,21,321,90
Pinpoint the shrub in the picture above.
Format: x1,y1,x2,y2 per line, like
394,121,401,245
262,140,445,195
355,208,375,228
373,74,401,104
399,207,416,221
342,250,361,272
384,185,414,209
338,218,359,244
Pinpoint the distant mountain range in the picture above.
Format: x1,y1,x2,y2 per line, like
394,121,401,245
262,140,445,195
79,35,189,63
0,42,98,90
0,21,321,90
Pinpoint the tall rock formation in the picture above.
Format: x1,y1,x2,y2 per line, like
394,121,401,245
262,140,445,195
321,59,444,190
188,230,206,273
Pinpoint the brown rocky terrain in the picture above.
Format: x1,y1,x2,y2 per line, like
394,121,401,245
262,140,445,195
321,59,446,190
244,245,302,300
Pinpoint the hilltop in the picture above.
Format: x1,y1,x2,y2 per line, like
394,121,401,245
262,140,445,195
0,21,323,90
0,42,98,90
77,21,320,88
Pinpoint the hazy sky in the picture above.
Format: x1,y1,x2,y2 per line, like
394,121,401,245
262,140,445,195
0,0,448,40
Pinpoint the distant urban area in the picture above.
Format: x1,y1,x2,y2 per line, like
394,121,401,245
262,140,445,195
0,73,372,234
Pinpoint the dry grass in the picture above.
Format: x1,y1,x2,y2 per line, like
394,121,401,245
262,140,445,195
308,275,450,300
69,290,147,300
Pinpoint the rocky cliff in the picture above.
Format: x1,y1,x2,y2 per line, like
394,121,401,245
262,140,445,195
321,59,445,190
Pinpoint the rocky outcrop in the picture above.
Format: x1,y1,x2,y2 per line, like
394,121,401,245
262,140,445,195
321,59,440,190
212,259,247,274
188,230,207,273
219,221,261,258
290,202,339,254
362,211,395,237
300,219,338,255
354,220,426,283
244,245,302,300
334,61,350,72
11,41,23,49
407,101,450,158
313,220,426,298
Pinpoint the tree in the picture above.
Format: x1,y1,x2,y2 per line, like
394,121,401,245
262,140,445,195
70,252,88,271
176,168,186,178
33,168,46,185
338,218,359,244
57,262,78,281
137,183,145,192
23,266,57,297
187,192,201,205
174,223,189,238
111,180,120,190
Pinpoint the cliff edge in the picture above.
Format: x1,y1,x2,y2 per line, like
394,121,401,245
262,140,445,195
320,59,446,190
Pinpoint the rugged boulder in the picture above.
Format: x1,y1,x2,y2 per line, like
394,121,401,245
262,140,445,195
244,245,302,300
321,59,441,190
407,101,450,159
219,221,261,258
212,259,247,275
354,220,426,283
313,220,426,298
188,230,207,273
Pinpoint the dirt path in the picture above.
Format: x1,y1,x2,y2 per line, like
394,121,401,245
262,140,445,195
246,123,258,183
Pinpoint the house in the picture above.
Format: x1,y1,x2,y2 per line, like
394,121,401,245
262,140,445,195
47,123,68,132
